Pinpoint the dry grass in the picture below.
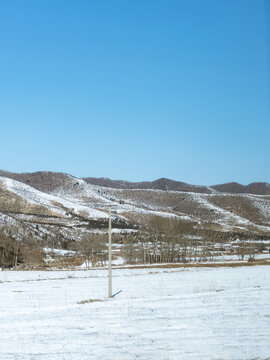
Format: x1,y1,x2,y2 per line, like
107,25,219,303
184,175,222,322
77,299,103,304
16,257,270,271
114,259,270,270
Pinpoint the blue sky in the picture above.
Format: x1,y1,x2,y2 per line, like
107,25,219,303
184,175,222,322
0,0,269,185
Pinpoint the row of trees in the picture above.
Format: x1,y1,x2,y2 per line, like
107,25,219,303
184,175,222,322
120,217,259,264
64,217,263,266
75,233,108,267
0,215,265,269
0,227,20,269
0,226,44,270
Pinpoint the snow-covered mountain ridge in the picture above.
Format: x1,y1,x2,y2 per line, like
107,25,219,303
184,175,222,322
0,171,270,245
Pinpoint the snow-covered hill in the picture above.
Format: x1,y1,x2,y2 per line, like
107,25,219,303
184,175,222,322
0,172,270,246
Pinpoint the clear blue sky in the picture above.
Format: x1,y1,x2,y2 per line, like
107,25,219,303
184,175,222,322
0,0,269,185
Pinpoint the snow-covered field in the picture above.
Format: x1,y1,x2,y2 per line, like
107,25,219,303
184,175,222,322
0,266,270,359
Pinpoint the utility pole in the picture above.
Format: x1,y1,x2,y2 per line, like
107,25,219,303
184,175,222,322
108,206,112,298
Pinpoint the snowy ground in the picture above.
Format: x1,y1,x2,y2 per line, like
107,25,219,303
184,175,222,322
0,266,270,360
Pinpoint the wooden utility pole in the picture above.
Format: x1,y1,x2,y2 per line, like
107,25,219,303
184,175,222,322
108,206,112,298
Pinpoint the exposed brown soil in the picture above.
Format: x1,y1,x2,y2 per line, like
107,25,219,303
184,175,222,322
114,259,270,270
16,258,270,271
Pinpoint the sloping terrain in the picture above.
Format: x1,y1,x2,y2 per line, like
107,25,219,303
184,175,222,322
212,181,270,195
83,176,213,193
0,176,111,247
83,176,270,195
0,170,77,192
0,171,270,247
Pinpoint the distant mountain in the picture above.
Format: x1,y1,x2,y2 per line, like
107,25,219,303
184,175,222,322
83,177,213,194
1,170,270,195
82,177,132,189
83,177,270,195
211,182,246,194
212,182,270,195
0,170,76,192
245,182,270,195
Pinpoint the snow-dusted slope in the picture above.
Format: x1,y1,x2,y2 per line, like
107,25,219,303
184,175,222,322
1,174,270,243
0,176,107,219
51,179,182,219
